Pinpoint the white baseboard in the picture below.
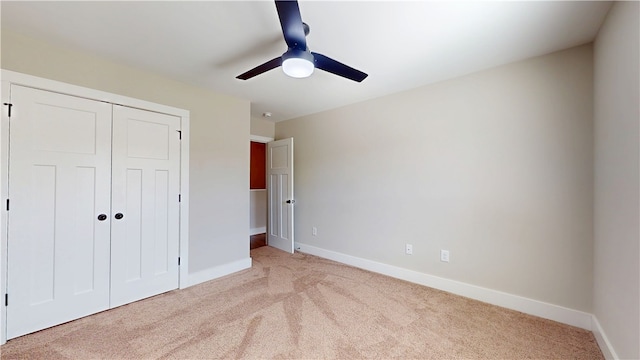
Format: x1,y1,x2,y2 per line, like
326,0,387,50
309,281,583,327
591,316,619,360
295,243,593,330
250,227,266,236
183,258,252,288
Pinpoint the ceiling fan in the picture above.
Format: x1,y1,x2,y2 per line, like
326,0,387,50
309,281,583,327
236,0,368,82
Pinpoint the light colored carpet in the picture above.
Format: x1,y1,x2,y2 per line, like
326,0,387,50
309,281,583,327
1,246,603,359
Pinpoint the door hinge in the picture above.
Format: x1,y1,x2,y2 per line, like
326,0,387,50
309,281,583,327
3,103,12,117
178,194,181,202
5,294,7,306
178,257,181,266
177,130,182,140
6,199,9,211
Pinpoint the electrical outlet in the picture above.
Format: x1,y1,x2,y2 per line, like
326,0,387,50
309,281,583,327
440,249,450,263
405,244,413,255
312,227,317,236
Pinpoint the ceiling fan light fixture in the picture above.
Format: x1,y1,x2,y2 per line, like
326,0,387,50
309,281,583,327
236,1,367,82
282,49,314,78
283,58,314,78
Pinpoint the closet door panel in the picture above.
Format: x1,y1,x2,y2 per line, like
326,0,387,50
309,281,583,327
110,105,180,308
6,85,112,339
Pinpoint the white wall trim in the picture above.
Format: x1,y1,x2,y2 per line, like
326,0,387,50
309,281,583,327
0,73,11,346
0,70,189,118
250,135,274,143
592,316,619,360
0,69,191,344
178,113,191,289
296,243,594,330
250,227,267,236
184,258,252,288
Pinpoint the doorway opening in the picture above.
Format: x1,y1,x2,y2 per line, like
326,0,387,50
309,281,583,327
250,140,268,249
250,233,267,249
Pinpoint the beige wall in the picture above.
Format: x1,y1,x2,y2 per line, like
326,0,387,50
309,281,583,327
277,45,594,312
593,2,640,359
1,30,251,274
251,117,275,139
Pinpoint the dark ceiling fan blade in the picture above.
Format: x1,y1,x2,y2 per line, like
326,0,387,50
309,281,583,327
311,52,368,82
236,57,283,80
275,0,307,50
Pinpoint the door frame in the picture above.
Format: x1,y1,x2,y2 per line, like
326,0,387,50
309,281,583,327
0,70,191,345
249,135,274,239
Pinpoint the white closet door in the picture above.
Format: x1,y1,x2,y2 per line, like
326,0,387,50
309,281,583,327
7,85,112,339
110,105,181,307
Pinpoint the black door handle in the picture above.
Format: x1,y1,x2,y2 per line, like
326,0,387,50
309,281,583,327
97,214,107,221
114,213,124,220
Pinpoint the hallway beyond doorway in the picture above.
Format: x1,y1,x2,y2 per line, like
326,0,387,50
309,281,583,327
250,233,266,250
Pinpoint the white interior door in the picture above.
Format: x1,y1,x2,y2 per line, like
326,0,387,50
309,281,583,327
267,138,294,253
110,105,181,307
6,85,112,339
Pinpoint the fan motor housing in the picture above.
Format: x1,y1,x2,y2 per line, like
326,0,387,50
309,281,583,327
282,48,314,63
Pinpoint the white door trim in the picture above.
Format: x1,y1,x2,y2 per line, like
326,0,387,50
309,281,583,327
0,69,191,345
250,135,274,143
249,135,272,239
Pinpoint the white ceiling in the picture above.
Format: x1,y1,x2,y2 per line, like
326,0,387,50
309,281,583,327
1,1,612,122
